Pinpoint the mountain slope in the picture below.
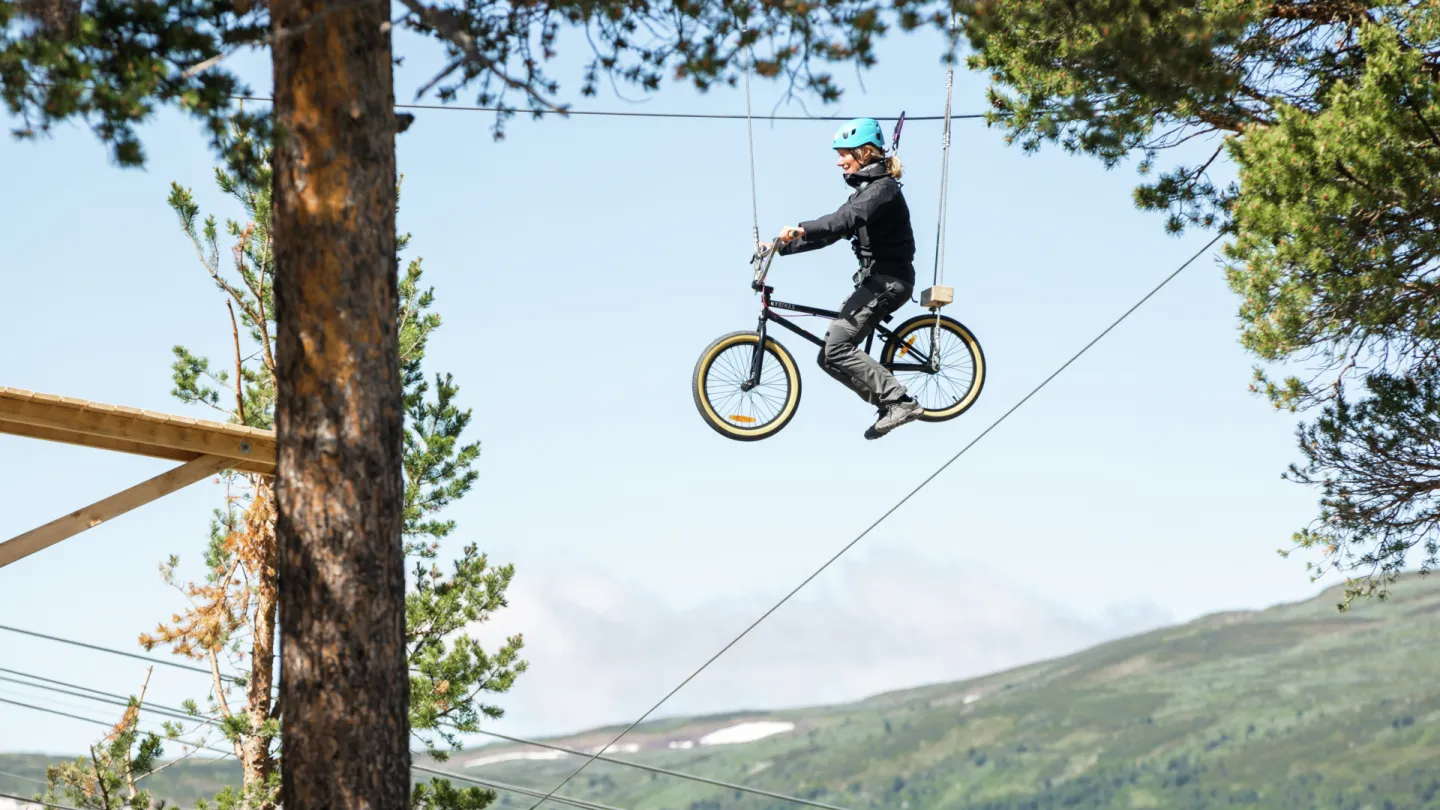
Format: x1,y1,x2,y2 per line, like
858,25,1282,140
449,574,1440,810
5,575,1439,809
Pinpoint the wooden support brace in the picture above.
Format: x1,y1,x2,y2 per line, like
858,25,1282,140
0,455,234,570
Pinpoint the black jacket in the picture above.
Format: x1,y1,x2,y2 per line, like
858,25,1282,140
776,161,916,284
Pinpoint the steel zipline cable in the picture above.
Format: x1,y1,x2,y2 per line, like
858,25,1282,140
520,232,1227,810
228,95,991,121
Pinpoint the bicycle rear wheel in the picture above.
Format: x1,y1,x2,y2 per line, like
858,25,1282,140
881,314,985,422
692,331,802,441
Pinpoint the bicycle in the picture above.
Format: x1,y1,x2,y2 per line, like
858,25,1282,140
692,245,987,441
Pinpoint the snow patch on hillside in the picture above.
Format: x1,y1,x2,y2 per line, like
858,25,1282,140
465,750,568,767
697,721,795,746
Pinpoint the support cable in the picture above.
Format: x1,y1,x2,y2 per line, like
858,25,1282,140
522,232,1225,810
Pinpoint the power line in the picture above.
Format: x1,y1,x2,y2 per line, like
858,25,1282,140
0,697,223,765
0,691,639,810
231,95,988,122
0,771,46,786
411,766,631,810
0,625,242,684
0,791,83,810
466,728,858,810
0,665,857,810
0,694,629,810
0,673,197,726
523,232,1227,810
4,234,1225,810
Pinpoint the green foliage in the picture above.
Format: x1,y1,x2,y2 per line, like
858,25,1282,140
193,773,282,810
408,544,527,758
38,684,181,810
412,778,497,810
0,0,269,169
158,147,525,810
958,0,1440,601
3,0,959,171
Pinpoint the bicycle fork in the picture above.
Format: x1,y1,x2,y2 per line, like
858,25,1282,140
743,312,769,391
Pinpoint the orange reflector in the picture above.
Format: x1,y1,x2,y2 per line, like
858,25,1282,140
729,415,757,423
898,336,917,357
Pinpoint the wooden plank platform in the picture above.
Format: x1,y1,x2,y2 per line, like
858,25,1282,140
0,386,274,475
0,386,276,569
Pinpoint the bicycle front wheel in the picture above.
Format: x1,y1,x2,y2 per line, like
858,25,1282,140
881,314,985,422
692,331,802,441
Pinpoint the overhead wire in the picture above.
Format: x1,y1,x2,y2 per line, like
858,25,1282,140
0,694,632,810
521,232,1227,810
228,95,988,121
0,770,46,786
0,791,84,810
3,231,1227,810
440,728,859,810
0,625,242,684
0,672,199,726
0,664,858,810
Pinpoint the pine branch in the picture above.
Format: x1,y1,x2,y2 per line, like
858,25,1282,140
228,300,247,426
122,667,155,801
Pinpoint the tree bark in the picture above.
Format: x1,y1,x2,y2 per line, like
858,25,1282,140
270,0,409,806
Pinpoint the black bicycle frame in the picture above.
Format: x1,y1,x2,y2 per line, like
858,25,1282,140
742,282,941,390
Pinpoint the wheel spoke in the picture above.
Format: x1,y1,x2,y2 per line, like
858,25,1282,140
888,321,978,413
702,338,793,431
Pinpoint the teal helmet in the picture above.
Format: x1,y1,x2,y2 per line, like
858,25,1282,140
832,117,886,150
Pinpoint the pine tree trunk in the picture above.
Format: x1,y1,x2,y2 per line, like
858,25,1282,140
269,0,409,806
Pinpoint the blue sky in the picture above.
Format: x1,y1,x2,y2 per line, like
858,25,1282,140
0,21,1334,756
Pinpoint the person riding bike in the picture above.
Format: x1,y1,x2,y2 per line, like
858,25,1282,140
760,117,924,440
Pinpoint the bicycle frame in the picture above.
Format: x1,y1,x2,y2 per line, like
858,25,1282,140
740,246,941,391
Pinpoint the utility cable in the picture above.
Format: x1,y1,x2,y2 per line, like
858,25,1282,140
5,233,1226,810
463,728,857,810
1,696,631,810
0,666,857,810
0,673,197,726
0,791,84,810
523,232,1226,810
231,95,987,121
0,770,46,786
0,625,241,684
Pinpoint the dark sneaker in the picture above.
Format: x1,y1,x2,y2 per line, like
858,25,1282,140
865,397,923,440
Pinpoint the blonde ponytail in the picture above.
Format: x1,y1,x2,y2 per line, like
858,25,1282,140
855,143,903,179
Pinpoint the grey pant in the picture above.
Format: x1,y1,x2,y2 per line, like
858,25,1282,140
820,274,912,407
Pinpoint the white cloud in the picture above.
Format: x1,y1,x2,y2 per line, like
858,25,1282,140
463,550,1171,741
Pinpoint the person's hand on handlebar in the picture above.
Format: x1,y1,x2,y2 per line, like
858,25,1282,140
755,227,804,259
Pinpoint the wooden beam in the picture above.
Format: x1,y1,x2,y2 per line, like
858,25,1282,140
0,420,273,475
0,455,235,569
0,387,275,473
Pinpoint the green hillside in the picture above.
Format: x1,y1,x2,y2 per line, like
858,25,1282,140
5,575,1439,809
